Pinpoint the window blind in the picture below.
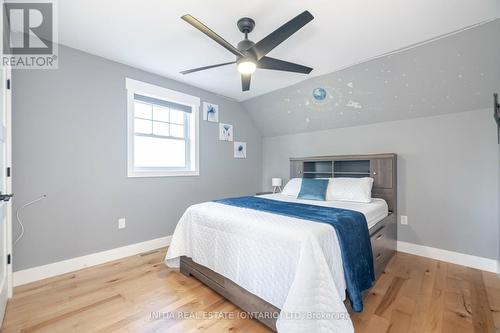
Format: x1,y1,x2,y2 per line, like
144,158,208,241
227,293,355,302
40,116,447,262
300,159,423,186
134,93,192,113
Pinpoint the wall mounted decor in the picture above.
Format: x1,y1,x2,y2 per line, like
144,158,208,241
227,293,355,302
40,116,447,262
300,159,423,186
308,86,339,108
312,87,327,101
203,102,219,122
219,123,233,141
494,93,500,143
234,141,247,158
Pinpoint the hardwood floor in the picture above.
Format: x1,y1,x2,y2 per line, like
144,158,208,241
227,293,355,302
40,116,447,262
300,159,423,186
352,252,499,333
3,249,499,332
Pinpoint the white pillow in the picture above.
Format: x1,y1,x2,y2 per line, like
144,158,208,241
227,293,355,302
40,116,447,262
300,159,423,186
281,178,303,197
326,177,374,203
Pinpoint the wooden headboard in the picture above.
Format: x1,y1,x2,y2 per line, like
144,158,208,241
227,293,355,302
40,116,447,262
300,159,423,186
289,153,397,212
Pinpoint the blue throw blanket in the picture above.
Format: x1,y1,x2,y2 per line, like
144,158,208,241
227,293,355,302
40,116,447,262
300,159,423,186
214,196,374,312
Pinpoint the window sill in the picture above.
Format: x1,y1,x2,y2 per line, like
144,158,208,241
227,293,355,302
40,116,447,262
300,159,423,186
127,170,200,178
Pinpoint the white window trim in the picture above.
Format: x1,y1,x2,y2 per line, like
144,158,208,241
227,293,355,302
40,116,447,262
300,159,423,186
126,78,200,177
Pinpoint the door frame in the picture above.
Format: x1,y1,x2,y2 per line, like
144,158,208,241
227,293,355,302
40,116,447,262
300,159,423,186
5,68,12,298
0,65,12,329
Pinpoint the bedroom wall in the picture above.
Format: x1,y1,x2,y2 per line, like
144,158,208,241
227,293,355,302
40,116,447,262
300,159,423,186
260,108,499,260
12,45,262,271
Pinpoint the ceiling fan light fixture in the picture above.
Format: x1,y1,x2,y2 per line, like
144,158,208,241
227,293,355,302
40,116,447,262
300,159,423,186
181,11,314,91
237,61,256,74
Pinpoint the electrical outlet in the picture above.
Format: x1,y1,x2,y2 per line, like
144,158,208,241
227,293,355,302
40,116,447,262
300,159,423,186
118,218,126,229
401,215,408,225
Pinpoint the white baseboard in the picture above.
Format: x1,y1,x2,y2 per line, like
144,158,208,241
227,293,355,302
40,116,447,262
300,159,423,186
13,235,172,287
397,241,499,274
13,237,498,287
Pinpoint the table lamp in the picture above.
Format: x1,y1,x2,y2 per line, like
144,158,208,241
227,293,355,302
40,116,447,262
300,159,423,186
272,178,282,193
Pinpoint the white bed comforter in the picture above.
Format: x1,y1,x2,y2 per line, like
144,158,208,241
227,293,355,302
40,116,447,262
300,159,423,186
165,197,355,332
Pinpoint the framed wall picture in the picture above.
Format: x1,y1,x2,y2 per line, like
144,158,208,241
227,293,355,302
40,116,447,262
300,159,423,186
234,141,247,158
219,123,233,141
203,102,219,122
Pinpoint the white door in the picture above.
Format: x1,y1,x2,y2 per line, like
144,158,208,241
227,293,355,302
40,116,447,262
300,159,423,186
0,65,12,326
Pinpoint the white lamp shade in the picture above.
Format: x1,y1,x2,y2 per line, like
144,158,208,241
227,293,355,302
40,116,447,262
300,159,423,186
271,178,282,187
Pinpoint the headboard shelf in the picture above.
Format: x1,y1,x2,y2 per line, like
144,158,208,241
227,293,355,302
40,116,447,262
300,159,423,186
290,153,396,161
290,153,397,212
303,171,332,174
333,171,371,175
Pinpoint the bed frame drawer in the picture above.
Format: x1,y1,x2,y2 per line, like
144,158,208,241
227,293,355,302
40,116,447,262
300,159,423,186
369,213,396,278
180,256,226,288
180,256,280,331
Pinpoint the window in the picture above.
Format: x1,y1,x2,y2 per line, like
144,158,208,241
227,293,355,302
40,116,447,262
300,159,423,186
126,78,199,177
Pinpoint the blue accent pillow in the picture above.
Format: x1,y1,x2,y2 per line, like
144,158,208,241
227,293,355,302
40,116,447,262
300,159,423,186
297,178,329,201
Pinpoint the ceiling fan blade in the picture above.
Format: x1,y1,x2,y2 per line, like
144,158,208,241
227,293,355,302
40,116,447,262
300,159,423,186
250,11,314,60
258,56,312,74
180,61,236,75
182,15,245,58
241,74,251,91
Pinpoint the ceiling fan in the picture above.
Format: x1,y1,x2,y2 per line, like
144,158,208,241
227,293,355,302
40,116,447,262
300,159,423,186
180,11,314,92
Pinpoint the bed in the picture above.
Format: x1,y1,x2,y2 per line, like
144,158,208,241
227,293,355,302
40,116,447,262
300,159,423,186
166,154,397,333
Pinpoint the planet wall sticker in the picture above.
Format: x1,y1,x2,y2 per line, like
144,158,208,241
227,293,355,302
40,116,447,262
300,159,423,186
312,88,327,101
306,86,343,111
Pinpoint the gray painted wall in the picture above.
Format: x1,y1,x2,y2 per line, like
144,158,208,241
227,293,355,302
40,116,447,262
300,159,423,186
261,109,499,259
12,45,262,271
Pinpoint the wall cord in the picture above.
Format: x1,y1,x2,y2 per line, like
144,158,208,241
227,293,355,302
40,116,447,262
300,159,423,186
14,194,47,245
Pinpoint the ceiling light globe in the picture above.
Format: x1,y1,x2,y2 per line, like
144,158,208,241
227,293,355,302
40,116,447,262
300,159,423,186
237,61,256,74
